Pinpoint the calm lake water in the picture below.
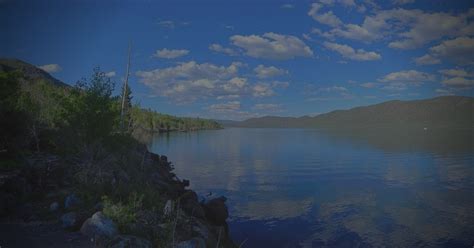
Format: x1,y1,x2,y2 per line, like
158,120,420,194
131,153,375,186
149,128,474,248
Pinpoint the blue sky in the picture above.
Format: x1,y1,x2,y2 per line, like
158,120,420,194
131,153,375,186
1,0,473,120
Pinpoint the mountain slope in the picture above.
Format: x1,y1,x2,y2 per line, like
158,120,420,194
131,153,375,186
235,96,474,129
0,58,68,87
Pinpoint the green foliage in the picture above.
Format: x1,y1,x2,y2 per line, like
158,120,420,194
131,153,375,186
0,71,29,153
130,106,221,132
102,193,144,231
63,68,119,144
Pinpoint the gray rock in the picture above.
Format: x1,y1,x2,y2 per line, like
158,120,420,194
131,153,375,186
176,238,206,248
181,191,205,219
107,235,152,248
64,193,81,209
61,212,77,229
80,211,118,239
203,196,228,225
192,222,209,239
49,202,59,212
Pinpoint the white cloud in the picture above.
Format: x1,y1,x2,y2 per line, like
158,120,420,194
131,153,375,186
308,3,343,27
153,48,189,59
136,61,285,103
208,101,241,112
314,8,474,50
209,44,237,56
105,71,116,77
271,81,290,88
360,82,377,88
414,54,441,65
323,41,381,61
305,84,353,101
136,61,243,103
281,4,294,9
441,77,474,88
252,103,282,112
252,83,275,97
392,0,415,5
320,86,348,92
254,65,287,78
379,70,436,83
230,33,313,60
378,70,436,90
416,37,474,65
429,37,474,65
37,64,62,73
439,68,473,78
158,20,175,29
435,88,454,95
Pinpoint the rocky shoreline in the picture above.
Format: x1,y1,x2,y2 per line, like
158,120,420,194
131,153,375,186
0,146,236,247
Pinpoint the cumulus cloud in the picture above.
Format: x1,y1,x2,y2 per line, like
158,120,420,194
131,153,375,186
360,82,378,88
439,68,474,88
208,101,241,112
378,70,436,90
158,20,175,29
136,61,243,103
136,61,286,103
305,84,353,101
415,37,474,65
209,44,237,56
439,68,472,78
441,77,474,88
323,41,381,61
252,103,282,112
37,64,62,73
429,37,474,65
252,83,275,97
105,71,116,77
153,48,189,59
392,0,415,5
379,70,435,83
254,65,287,78
308,3,343,27
313,8,474,50
414,54,441,65
230,33,313,60
435,88,454,96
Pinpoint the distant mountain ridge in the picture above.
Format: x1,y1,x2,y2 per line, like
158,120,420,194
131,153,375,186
228,96,474,129
0,58,68,87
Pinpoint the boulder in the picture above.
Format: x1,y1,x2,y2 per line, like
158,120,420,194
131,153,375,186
64,193,81,209
107,235,152,248
176,237,206,248
203,197,228,225
80,211,118,239
160,155,168,163
163,200,174,217
49,201,59,212
61,212,77,229
180,191,205,219
192,222,209,240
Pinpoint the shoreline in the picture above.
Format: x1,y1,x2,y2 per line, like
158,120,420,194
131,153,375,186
0,143,236,247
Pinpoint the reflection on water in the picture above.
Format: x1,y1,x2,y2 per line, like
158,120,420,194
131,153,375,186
148,128,474,248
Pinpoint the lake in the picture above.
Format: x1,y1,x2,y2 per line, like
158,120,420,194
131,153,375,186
148,128,474,248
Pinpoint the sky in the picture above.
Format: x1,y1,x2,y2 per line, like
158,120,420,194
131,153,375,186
1,0,474,120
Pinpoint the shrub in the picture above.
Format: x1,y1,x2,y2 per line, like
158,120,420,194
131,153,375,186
102,193,144,231
62,67,119,145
